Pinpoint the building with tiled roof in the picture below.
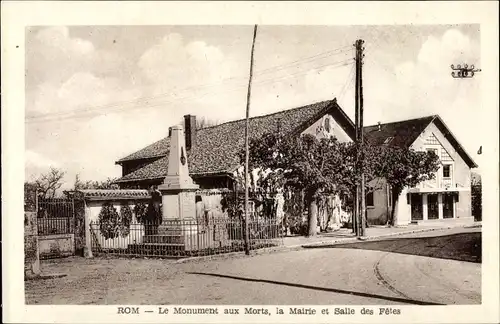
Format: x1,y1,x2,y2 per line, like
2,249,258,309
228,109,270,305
362,115,477,226
115,97,477,226
115,98,356,189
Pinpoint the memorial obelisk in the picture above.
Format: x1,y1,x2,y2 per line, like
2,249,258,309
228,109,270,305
157,125,199,240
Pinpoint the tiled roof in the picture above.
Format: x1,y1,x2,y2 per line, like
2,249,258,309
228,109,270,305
79,189,150,200
116,99,354,183
364,115,477,168
364,115,435,148
117,137,171,163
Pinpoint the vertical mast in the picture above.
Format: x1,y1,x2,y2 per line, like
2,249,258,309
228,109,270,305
244,25,258,255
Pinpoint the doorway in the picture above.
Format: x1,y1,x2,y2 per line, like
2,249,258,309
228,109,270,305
443,194,454,218
410,194,423,221
428,194,439,219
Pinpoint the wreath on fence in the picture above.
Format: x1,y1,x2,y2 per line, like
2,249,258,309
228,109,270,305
119,204,133,237
98,202,120,240
133,201,148,224
98,201,133,239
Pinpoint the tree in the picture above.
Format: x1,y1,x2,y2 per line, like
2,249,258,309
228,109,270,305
29,167,66,198
245,132,362,237
245,131,440,234
471,172,481,221
74,174,119,190
371,146,440,226
196,117,220,130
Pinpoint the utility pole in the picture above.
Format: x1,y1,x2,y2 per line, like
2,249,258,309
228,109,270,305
244,24,258,255
359,39,366,237
353,41,360,236
354,39,366,237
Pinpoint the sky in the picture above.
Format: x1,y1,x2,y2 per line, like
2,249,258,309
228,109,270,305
25,24,483,189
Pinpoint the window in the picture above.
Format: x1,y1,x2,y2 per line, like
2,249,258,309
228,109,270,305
427,148,438,156
324,117,331,133
366,192,374,207
443,165,451,178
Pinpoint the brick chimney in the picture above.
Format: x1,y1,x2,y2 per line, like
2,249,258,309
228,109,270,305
184,115,196,150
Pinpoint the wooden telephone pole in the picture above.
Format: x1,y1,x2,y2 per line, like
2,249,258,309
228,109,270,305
244,24,258,255
354,39,366,237
353,41,359,235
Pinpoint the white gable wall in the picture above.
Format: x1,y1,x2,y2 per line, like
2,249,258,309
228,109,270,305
383,120,474,226
411,121,472,219
301,114,353,143
411,121,471,188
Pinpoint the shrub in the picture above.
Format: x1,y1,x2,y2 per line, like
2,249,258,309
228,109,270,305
133,201,148,223
98,201,133,239
98,202,120,240
472,181,482,221
119,204,133,237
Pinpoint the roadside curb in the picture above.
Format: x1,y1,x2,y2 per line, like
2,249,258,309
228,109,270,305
175,223,481,264
24,273,67,281
302,225,464,248
304,222,481,248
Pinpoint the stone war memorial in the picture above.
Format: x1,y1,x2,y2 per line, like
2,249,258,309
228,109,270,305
142,125,230,252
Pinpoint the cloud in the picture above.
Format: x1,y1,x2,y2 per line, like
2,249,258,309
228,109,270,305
25,149,59,169
25,29,243,187
25,26,483,190
34,26,95,55
25,26,152,186
27,26,94,88
25,149,60,181
28,72,143,117
363,29,480,120
138,33,235,96
375,29,481,162
26,26,132,98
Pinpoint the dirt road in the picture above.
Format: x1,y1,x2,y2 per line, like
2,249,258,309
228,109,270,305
25,227,481,305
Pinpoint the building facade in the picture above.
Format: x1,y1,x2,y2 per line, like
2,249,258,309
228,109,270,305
114,98,356,190
365,116,477,226
115,100,476,226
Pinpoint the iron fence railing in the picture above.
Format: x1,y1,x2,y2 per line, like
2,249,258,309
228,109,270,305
89,217,283,258
37,217,74,235
38,198,74,218
36,198,75,235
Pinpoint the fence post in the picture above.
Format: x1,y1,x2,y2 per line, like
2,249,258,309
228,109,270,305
24,187,41,279
84,200,93,258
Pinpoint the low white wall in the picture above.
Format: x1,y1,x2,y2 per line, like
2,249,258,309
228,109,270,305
197,189,229,218
38,234,75,259
86,197,150,251
395,188,411,225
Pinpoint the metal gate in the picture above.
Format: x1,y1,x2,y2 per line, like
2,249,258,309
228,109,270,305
37,197,84,258
37,198,75,235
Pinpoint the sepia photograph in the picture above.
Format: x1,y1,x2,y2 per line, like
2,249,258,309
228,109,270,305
23,23,483,305
2,1,498,323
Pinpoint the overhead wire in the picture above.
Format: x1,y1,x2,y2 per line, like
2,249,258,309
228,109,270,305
26,48,355,123
28,59,355,123
26,46,353,121
338,62,356,103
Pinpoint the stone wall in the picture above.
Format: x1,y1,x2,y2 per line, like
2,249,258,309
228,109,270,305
39,234,75,259
24,185,40,279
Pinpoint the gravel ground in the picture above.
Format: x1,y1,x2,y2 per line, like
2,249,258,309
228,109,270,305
25,227,481,305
